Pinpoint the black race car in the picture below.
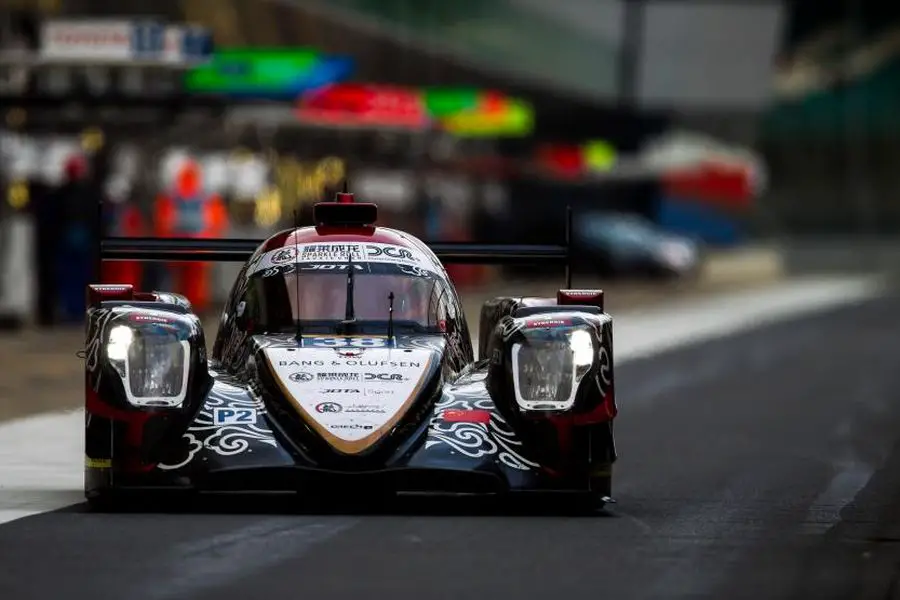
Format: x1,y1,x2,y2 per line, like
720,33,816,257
84,192,617,510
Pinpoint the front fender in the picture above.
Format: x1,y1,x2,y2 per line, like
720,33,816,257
84,303,211,484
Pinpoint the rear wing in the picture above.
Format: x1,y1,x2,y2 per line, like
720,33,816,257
96,206,575,287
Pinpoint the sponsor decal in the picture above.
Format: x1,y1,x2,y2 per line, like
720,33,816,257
558,289,604,309
248,242,435,276
366,245,417,261
301,243,364,262
365,373,406,382
91,285,131,292
300,263,366,272
315,402,343,414
339,360,421,368
289,372,314,382
345,404,386,414
85,457,112,469
315,401,386,414
270,247,297,264
317,373,361,382
129,313,174,324
329,423,374,431
442,409,492,424
560,289,602,298
265,346,431,445
213,407,257,425
260,264,295,278
281,358,417,368
525,318,572,328
398,264,431,278
364,388,393,396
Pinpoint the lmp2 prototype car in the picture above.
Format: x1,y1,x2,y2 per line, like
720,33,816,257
84,191,617,510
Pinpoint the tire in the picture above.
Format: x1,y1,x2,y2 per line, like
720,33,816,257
86,489,191,512
85,491,126,512
552,490,613,516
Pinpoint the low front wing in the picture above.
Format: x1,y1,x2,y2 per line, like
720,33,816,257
85,370,613,498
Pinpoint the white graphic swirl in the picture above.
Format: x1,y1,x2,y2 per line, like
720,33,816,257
428,422,499,456
425,382,538,471
157,384,277,470
85,308,117,374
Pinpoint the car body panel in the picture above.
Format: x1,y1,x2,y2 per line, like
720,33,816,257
84,207,617,506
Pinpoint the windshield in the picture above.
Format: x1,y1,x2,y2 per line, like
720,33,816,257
240,243,453,334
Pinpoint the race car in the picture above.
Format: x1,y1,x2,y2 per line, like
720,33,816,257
85,191,617,511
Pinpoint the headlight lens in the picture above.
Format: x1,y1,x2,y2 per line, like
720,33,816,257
106,324,190,408
511,328,595,411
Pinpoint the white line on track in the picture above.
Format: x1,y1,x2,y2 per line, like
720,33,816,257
0,275,886,524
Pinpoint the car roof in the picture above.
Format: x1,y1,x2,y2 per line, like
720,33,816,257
254,225,448,276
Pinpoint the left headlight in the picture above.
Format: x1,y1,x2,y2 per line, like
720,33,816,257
511,328,595,411
106,324,191,408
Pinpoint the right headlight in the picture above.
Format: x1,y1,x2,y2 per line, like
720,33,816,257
511,328,594,411
106,323,191,408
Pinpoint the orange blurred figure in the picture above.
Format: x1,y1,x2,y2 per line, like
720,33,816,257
154,159,228,313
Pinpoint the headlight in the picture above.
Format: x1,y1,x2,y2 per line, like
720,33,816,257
106,324,191,408
511,328,595,411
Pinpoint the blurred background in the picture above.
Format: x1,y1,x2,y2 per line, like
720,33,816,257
0,0,892,328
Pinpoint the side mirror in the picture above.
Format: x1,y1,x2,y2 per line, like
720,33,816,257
557,289,604,311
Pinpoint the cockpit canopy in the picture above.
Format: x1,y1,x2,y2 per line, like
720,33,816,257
237,237,458,334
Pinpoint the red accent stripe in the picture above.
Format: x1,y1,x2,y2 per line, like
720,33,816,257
85,385,155,471
442,409,491,424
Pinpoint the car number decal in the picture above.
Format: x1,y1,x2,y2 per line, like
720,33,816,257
307,336,387,348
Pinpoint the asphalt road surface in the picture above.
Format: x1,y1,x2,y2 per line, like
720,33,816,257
3,292,900,600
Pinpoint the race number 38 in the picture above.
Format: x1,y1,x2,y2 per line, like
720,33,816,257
308,337,386,348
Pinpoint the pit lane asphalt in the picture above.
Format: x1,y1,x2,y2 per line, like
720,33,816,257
3,293,900,600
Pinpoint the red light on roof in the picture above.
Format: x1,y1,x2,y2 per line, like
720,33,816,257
335,192,355,204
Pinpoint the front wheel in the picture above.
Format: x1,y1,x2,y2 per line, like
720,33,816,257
85,490,126,512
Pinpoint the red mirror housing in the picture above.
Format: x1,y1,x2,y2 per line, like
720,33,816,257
557,289,604,311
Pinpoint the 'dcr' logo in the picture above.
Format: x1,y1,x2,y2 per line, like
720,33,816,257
365,373,404,381
367,245,415,261
315,402,343,413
